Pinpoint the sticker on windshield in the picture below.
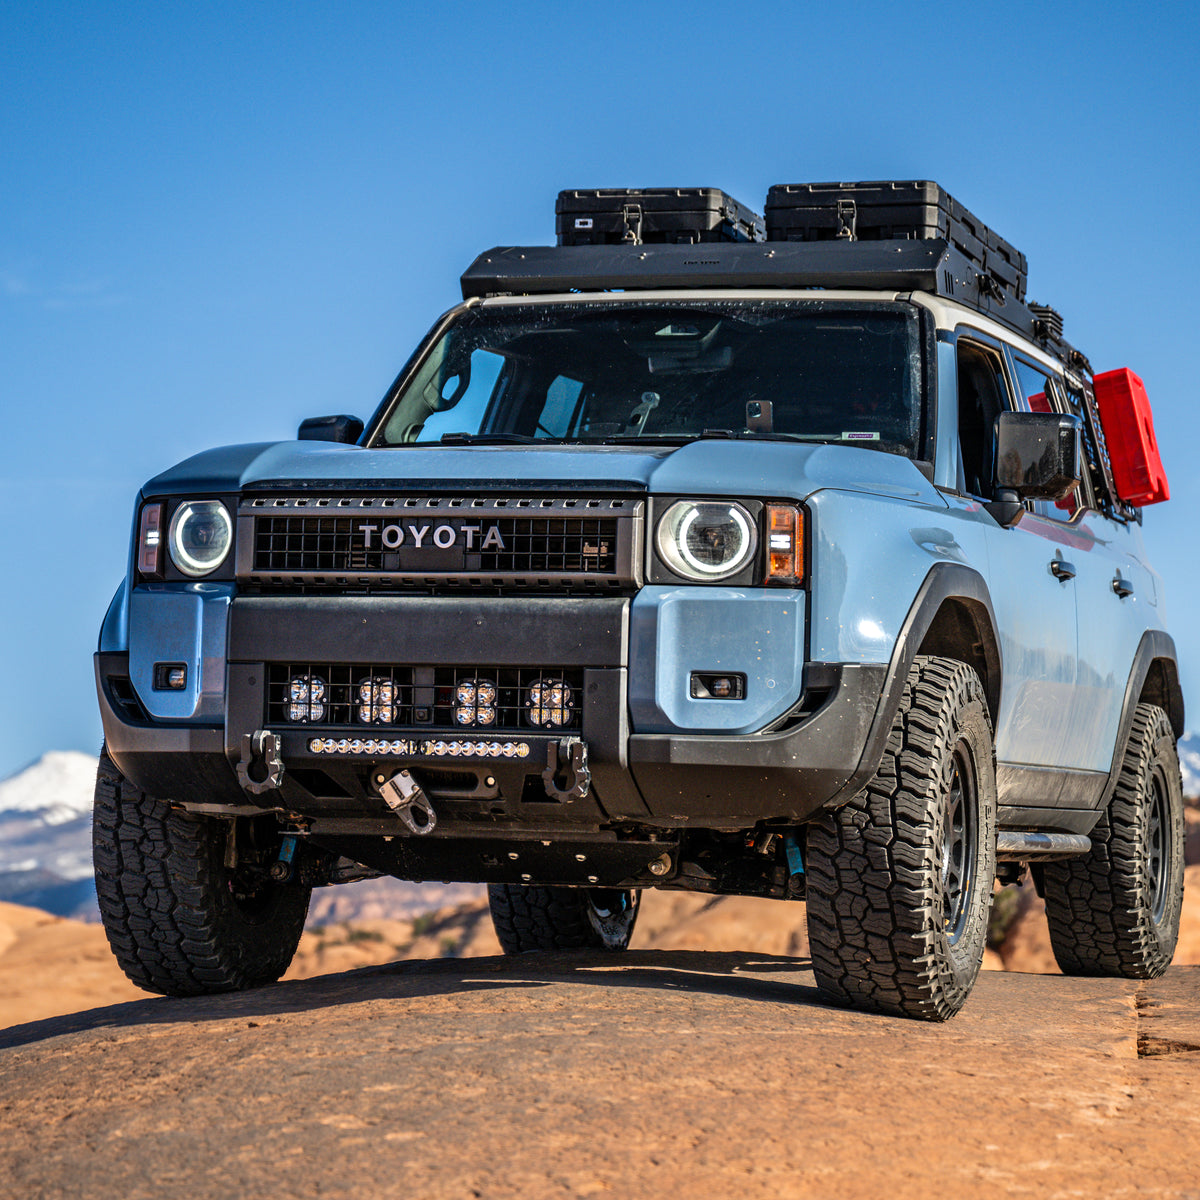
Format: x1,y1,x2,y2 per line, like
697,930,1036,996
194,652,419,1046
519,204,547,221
842,432,880,441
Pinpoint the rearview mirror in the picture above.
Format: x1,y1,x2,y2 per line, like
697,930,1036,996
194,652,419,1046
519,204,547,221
987,411,1082,526
298,414,364,444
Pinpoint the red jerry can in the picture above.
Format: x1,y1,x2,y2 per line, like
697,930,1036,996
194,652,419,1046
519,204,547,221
1092,368,1169,506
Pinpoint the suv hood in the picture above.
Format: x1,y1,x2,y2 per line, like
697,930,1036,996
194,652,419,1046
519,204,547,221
142,438,942,505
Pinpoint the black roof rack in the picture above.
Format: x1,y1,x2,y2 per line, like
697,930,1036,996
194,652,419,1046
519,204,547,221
462,239,1055,338
458,180,1087,371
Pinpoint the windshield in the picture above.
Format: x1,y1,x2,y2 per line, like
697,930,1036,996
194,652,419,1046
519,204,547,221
374,300,925,456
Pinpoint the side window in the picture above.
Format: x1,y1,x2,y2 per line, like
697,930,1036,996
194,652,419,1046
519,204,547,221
1012,357,1053,415
533,375,585,439
414,348,506,442
1061,378,1106,512
956,340,1012,498
1012,355,1091,519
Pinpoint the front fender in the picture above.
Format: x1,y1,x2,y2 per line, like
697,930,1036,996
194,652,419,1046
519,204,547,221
98,578,129,653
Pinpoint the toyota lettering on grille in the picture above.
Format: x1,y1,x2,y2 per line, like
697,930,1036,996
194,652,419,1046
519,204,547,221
357,521,507,552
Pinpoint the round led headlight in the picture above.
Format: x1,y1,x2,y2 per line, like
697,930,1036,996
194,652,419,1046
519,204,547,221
168,500,233,577
655,501,756,581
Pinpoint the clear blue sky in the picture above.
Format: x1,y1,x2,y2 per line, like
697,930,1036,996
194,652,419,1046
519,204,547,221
2,1,1197,779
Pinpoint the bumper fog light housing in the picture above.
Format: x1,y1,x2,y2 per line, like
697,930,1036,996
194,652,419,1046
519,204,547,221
690,672,746,700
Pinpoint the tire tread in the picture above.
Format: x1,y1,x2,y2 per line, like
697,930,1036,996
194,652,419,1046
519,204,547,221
92,752,310,997
806,656,997,1021
1042,704,1184,978
488,884,637,953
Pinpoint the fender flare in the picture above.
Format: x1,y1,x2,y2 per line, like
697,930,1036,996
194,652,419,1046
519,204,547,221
834,562,1002,805
1098,629,1185,809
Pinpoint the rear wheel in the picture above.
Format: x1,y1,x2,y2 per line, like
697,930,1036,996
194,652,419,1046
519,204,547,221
488,884,640,953
93,751,311,997
805,656,997,1021
1042,704,1184,977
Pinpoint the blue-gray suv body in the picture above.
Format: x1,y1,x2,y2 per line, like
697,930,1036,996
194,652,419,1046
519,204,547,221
93,182,1186,1019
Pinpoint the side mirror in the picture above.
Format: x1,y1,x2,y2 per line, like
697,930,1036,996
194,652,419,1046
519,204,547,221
986,411,1082,527
298,414,364,444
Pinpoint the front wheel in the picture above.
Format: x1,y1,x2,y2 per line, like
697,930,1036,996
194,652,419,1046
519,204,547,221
488,884,640,953
1042,704,1184,978
93,751,311,997
805,656,997,1021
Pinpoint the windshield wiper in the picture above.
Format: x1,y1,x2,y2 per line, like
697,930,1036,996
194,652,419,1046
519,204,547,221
569,434,691,445
732,430,824,442
439,432,539,445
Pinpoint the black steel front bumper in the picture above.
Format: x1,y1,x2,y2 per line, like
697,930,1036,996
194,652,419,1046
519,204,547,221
99,654,887,837
97,591,891,835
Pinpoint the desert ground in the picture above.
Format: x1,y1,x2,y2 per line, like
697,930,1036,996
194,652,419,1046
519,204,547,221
1,939,1198,1198
1,809,1197,1198
3,860,1199,1031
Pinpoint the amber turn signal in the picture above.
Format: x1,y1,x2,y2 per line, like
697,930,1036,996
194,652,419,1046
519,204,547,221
137,502,165,578
765,503,803,585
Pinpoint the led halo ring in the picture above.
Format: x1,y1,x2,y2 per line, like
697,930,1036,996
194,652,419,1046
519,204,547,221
168,500,233,577
655,500,757,582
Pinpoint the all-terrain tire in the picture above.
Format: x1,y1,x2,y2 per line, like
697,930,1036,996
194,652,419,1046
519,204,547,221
488,884,640,953
805,656,997,1021
1042,704,1184,978
92,751,312,997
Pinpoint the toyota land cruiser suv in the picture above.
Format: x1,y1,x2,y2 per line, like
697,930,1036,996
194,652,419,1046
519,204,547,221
93,182,1186,1020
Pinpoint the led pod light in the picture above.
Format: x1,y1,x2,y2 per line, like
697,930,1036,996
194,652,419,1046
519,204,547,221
454,678,497,726
288,674,326,722
358,677,397,724
526,678,574,727
655,500,756,582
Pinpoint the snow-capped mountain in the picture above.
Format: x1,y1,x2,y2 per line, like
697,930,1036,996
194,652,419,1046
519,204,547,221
0,751,98,919
1180,731,1199,798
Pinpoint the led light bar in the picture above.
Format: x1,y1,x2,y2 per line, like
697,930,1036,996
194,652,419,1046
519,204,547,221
308,737,532,759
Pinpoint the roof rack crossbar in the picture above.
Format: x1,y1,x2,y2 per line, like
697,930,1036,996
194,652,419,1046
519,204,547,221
461,239,1035,335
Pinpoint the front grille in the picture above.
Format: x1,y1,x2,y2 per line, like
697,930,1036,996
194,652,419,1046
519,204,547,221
479,516,616,572
265,663,585,732
239,495,641,593
252,514,618,574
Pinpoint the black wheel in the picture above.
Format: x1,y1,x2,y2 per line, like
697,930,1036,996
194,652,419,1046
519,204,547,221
805,656,997,1021
488,884,640,953
1042,704,1184,978
92,750,311,997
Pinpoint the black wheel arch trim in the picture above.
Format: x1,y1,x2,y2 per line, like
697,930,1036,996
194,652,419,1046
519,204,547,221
840,562,1003,799
1100,630,1185,808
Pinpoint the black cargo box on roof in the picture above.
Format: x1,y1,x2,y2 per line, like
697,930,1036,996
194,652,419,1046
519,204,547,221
765,180,1027,303
461,179,1083,365
556,187,764,246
